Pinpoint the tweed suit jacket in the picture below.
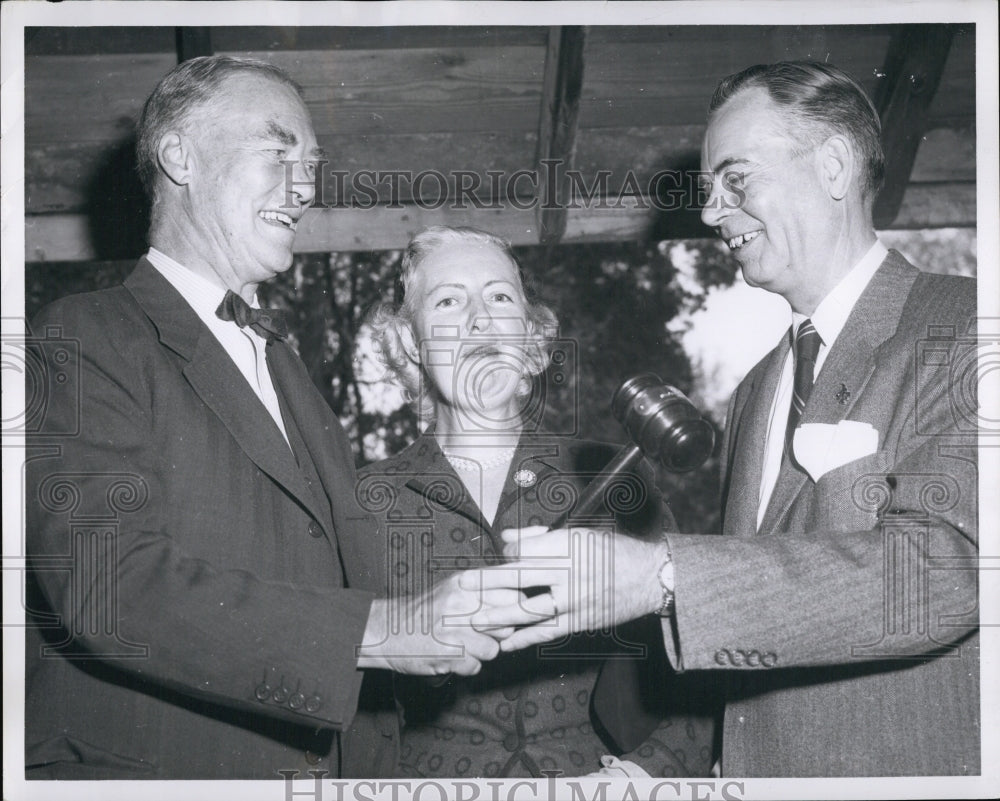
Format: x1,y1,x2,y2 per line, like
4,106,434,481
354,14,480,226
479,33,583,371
657,251,980,776
24,259,381,779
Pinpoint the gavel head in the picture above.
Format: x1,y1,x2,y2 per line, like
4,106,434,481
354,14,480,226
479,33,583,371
611,373,715,472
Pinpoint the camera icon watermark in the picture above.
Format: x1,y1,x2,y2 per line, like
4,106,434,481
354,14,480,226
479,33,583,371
415,330,580,437
1,322,81,437
914,320,999,436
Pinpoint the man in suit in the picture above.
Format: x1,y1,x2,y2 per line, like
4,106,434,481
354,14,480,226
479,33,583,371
469,61,979,776
24,55,505,780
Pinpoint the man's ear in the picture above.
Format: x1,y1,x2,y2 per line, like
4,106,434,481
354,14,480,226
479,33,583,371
157,132,194,187
820,134,854,201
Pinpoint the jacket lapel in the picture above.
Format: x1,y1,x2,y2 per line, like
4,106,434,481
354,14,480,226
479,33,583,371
758,252,919,534
401,434,484,528
124,259,324,525
492,441,563,525
723,340,788,537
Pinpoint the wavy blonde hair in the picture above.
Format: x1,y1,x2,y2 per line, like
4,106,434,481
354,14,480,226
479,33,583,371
366,226,558,422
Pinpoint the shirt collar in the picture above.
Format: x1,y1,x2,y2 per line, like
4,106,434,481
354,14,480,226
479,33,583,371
791,239,888,346
146,248,260,321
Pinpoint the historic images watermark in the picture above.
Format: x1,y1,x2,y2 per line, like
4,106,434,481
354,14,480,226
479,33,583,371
279,161,746,213
278,771,747,801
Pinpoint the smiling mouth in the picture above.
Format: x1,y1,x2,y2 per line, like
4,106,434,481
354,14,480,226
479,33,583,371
259,210,298,231
465,344,503,359
726,230,761,251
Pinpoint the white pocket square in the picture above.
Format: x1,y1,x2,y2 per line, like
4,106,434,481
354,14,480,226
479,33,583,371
793,420,879,482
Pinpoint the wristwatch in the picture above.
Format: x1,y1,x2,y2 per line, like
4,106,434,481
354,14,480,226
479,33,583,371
655,550,675,617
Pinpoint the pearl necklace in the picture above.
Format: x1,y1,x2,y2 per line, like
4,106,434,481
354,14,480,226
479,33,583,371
442,447,516,472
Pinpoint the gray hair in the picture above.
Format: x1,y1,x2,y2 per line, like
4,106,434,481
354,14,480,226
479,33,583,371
366,226,558,422
136,55,303,201
710,60,885,201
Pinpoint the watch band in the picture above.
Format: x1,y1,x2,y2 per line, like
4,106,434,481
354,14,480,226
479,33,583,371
655,549,674,617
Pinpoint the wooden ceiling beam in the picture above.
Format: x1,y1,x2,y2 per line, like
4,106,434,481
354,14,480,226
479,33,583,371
535,26,587,246
872,24,955,229
25,180,976,263
177,27,213,63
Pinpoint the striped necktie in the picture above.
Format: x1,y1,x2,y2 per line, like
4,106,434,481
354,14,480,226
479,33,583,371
786,318,823,444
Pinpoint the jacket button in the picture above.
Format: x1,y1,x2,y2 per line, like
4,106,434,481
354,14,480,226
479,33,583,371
503,733,520,752
255,682,272,701
715,650,729,666
305,750,322,765
305,694,323,712
308,521,323,538
289,692,305,710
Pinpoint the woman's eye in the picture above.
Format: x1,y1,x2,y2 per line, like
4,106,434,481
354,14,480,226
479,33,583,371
491,292,514,303
435,297,458,309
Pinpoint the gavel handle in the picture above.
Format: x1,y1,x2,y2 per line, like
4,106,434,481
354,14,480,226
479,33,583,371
548,443,644,531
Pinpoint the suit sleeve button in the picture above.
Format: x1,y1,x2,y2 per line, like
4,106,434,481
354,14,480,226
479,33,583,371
308,521,323,538
715,649,729,666
305,694,323,712
272,685,290,704
289,692,305,709
761,652,778,667
305,750,323,765
255,682,272,701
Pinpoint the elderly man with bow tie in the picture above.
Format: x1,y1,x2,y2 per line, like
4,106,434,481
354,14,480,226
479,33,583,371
24,55,510,780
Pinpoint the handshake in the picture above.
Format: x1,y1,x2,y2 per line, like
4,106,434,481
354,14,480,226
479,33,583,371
356,524,671,676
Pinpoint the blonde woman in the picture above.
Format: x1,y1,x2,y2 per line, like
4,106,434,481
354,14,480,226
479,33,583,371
349,226,716,779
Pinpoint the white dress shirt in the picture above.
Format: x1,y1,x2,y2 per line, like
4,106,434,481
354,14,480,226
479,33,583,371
756,240,888,527
145,248,290,446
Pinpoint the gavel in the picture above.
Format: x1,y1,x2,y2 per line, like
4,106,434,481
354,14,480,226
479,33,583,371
548,373,714,530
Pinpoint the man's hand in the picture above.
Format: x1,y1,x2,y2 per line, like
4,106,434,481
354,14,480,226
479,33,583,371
357,574,521,675
460,525,669,651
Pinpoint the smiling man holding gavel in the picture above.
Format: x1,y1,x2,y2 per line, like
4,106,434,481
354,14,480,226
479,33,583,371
465,60,980,778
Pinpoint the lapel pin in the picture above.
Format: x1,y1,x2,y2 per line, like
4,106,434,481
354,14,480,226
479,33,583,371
513,469,537,488
835,383,851,405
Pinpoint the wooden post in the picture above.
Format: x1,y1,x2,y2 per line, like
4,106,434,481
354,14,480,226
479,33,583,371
872,25,955,229
535,26,587,247
176,28,213,63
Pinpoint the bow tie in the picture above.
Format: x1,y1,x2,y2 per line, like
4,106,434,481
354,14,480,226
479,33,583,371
215,290,290,342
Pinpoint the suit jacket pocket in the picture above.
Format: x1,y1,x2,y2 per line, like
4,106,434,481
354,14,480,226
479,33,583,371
26,734,157,778
808,451,893,531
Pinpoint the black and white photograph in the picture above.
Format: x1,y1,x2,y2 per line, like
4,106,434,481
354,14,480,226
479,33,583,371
2,2,997,800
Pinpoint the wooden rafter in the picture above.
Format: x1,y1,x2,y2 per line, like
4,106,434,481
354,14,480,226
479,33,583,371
872,24,955,229
177,27,213,63
534,26,587,246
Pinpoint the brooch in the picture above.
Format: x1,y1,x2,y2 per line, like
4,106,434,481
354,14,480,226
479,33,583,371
513,469,537,488
835,383,852,405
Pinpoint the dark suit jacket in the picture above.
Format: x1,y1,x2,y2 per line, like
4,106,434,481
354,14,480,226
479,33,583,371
342,431,717,778
25,259,382,779
656,252,980,775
